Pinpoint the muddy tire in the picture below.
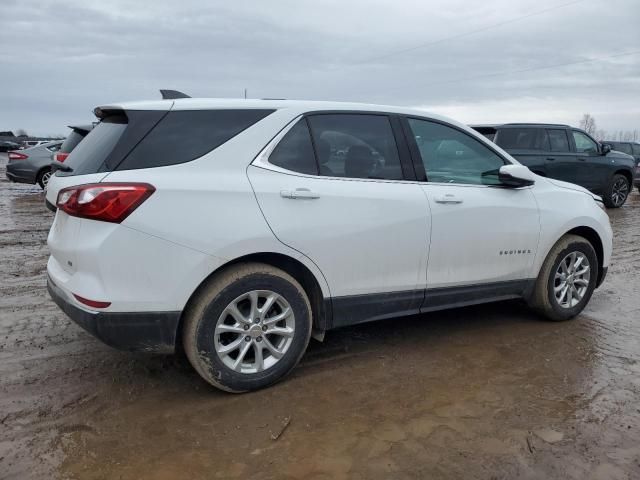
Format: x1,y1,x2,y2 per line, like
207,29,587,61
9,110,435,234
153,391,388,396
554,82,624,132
603,173,630,208
528,234,598,321
37,168,52,190
183,263,312,393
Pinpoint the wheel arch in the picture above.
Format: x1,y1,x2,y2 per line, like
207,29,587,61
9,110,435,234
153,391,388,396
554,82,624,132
176,252,332,351
565,226,605,286
613,168,633,187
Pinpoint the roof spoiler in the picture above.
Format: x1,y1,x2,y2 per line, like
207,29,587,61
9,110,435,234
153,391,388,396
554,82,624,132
160,89,191,100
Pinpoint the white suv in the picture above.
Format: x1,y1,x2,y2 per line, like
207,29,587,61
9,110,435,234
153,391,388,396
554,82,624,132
45,98,613,392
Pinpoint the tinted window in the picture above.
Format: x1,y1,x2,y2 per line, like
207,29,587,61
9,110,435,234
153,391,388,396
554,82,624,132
572,131,598,154
496,128,546,150
62,117,127,175
306,114,402,180
407,118,505,185
632,144,640,156
614,142,633,155
547,129,570,152
269,119,318,175
60,130,88,153
118,109,273,171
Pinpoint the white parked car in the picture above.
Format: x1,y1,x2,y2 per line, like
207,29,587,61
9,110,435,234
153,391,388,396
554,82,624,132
45,98,613,392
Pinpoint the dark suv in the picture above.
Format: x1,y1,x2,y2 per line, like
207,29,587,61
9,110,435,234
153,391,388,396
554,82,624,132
472,124,636,208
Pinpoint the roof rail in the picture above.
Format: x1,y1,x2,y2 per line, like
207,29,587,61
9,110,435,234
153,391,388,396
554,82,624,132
160,89,191,100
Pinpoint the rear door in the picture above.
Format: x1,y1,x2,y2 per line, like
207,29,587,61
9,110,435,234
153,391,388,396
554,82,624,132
248,113,430,324
543,128,580,184
403,117,540,293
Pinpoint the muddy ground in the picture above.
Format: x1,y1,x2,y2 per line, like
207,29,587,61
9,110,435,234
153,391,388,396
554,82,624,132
1,151,639,479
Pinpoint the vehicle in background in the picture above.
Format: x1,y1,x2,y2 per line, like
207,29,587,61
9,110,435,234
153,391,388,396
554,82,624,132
602,141,640,162
52,125,94,164
46,98,612,392
0,140,22,152
5,141,63,188
21,140,54,149
472,124,636,208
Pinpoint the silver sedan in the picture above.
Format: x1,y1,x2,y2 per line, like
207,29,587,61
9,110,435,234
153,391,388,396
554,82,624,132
5,141,62,189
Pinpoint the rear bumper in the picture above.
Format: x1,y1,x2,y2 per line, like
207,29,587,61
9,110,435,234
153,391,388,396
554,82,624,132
47,274,180,353
5,163,36,184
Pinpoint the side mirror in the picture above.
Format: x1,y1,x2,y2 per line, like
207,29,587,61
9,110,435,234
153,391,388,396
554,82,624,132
600,143,612,155
498,164,536,188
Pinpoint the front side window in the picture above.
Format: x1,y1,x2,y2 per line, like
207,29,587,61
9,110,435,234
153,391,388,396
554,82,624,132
572,131,599,154
268,119,318,175
407,118,505,185
632,144,640,156
306,114,403,180
547,129,570,152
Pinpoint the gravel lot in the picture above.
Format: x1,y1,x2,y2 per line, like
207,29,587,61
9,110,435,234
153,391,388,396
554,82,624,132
1,151,639,479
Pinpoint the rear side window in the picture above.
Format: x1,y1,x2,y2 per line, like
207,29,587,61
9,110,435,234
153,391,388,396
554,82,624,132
547,129,570,152
614,143,633,155
496,128,546,150
117,109,273,171
269,119,318,175
306,114,402,180
60,130,87,153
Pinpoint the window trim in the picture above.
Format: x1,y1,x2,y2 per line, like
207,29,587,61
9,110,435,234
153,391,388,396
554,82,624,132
400,115,511,184
254,111,417,183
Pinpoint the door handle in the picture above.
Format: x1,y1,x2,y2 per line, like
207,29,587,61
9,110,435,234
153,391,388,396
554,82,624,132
578,157,586,161
546,157,555,161
280,188,320,200
434,194,463,204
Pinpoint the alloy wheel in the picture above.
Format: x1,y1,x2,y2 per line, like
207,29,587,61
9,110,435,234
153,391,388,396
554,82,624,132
553,251,591,308
611,177,629,207
214,290,295,374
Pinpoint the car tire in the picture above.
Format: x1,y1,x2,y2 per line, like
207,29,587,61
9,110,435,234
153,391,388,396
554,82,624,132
603,173,630,208
528,234,598,321
37,168,52,190
183,262,312,393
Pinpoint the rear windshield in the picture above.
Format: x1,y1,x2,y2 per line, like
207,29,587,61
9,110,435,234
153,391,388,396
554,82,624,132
58,109,274,176
59,130,87,153
62,117,127,175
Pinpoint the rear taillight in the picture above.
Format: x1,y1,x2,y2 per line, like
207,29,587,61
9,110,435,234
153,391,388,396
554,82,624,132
8,151,28,160
54,152,69,162
56,183,155,223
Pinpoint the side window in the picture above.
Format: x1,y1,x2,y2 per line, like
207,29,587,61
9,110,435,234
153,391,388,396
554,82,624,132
407,118,505,185
306,114,403,180
268,119,318,175
547,129,570,152
632,144,640,156
496,128,545,150
617,143,633,155
572,131,599,154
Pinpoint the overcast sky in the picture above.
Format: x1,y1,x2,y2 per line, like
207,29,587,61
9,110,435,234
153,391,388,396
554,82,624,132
0,0,638,136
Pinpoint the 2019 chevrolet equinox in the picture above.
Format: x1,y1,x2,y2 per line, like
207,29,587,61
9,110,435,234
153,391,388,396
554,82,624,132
45,98,613,392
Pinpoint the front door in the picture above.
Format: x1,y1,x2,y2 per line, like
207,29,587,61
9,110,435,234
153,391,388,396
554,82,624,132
402,117,540,293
